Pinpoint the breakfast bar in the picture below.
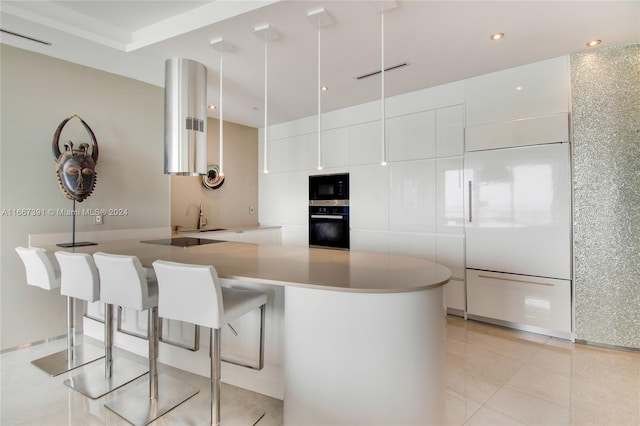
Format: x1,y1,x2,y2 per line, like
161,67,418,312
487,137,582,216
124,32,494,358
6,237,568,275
56,238,451,425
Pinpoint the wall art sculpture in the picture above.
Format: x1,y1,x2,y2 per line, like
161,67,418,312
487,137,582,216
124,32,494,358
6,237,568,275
52,115,99,202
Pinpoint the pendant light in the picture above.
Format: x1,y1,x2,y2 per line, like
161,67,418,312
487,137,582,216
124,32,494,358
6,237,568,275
209,38,235,178
254,24,279,174
307,8,333,171
164,58,208,175
379,1,397,167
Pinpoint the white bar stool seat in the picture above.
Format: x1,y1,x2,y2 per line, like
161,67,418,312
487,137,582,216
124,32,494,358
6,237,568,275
95,252,198,426
153,259,268,426
15,247,103,376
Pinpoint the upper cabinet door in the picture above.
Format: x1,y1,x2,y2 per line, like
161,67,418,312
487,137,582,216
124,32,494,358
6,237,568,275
465,56,570,127
436,105,465,157
466,113,569,152
387,110,436,162
321,128,349,168
269,133,316,173
350,121,382,166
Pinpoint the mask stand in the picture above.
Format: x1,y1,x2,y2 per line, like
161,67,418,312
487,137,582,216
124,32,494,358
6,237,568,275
56,200,97,248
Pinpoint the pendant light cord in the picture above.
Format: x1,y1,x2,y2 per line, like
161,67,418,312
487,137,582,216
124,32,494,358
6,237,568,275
263,36,269,174
219,50,224,176
381,5,387,166
317,25,323,170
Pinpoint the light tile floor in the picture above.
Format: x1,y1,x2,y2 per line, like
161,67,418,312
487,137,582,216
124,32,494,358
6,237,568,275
445,316,640,426
1,316,638,425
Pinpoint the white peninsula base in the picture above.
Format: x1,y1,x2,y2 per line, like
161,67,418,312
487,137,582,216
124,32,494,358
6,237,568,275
284,285,446,426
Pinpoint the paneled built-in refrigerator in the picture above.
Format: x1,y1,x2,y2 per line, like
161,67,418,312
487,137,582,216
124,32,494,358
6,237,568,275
464,142,572,339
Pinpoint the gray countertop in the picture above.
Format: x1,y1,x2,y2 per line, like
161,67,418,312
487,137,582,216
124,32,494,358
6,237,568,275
53,238,451,294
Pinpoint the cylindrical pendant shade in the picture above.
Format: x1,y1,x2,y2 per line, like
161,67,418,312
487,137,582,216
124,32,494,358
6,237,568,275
164,58,207,176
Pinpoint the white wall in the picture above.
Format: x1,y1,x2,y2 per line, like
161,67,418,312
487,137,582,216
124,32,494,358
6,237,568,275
0,45,169,350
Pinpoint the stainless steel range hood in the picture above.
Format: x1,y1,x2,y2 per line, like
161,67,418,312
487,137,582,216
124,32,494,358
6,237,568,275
164,58,207,176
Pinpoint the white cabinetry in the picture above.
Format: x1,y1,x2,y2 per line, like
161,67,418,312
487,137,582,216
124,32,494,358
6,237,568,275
444,280,466,314
436,236,464,280
438,235,466,315
350,164,388,230
464,143,572,280
436,157,464,234
436,105,464,157
259,79,469,315
387,110,436,162
466,113,569,152
467,270,571,339
389,159,436,233
321,127,349,168
388,233,436,263
463,56,572,337
463,143,572,337
349,121,381,165
465,56,570,126
269,133,316,173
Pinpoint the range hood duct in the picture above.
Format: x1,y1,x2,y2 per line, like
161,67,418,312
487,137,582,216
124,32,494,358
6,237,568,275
164,58,207,176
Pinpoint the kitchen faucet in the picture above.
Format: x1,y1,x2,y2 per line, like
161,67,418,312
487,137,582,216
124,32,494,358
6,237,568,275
197,203,207,230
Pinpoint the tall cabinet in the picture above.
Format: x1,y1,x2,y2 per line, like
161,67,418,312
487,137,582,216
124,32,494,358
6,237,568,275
463,56,573,339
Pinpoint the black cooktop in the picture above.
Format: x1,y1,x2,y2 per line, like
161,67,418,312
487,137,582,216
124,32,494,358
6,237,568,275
141,237,226,247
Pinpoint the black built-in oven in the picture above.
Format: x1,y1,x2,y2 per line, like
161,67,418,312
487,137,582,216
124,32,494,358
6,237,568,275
309,202,350,250
309,173,349,250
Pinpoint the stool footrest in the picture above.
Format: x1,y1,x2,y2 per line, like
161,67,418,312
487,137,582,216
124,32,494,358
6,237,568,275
104,374,199,426
63,357,148,399
31,343,104,377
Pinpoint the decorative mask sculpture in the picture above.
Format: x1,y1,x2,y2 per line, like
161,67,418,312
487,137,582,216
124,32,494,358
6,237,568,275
52,115,99,202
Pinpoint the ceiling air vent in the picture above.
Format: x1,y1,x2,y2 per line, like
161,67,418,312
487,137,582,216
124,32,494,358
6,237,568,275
0,29,52,46
355,62,408,80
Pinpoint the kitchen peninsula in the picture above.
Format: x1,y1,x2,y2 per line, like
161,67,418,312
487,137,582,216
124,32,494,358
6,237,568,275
53,238,451,425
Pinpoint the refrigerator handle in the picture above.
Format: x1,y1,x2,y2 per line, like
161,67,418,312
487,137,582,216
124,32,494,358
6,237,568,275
468,181,472,223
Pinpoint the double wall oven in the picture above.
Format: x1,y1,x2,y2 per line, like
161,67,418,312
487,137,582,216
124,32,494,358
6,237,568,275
309,173,349,250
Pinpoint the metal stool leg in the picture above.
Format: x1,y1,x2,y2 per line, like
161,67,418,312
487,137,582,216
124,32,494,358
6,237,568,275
211,328,221,426
30,296,104,376
104,303,113,378
104,307,199,425
67,296,76,361
63,302,147,399
149,306,159,399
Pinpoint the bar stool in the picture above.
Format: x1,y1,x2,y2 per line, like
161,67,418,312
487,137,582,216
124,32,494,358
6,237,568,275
95,252,198,426
153,260,268,426
61,252,148,400
15,246,103,376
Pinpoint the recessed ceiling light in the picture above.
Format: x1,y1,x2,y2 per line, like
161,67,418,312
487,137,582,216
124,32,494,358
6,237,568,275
208,105,217,110
321,86,328,91
516,86,523,91
586,39,602,48
490,33,505,41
